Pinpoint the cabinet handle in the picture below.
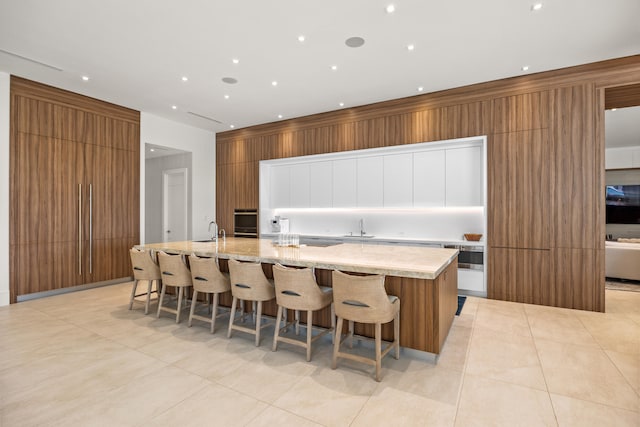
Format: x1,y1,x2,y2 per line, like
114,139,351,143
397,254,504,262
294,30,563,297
89,184,93,274
78,184,82,275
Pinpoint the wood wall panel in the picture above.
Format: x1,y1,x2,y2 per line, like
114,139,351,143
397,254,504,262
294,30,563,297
492,91,550,133
488,248,550,304
551,248,604,311
550,84,600,250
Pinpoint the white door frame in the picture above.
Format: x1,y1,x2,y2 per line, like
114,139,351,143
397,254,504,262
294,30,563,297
162,167,188,242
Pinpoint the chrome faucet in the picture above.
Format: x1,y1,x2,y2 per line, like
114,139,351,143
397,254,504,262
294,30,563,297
359,218,366,237
208,220,218,242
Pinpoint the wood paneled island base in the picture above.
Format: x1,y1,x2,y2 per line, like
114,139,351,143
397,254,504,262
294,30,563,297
138,238,459,355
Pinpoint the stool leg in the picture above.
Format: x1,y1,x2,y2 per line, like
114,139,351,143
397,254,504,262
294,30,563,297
375,323,382,382
330,303,336,344
176,286,184,323
211,293,219,334
255,301,263,346
157,283,167,318
227,297,238,338
394,311,400,359
332,317,343,369
272,305,283,352
295,310,300,335
188,290,199,327
129,280,139,310
348,320,354,349
144,280,153,315
306,310,313,362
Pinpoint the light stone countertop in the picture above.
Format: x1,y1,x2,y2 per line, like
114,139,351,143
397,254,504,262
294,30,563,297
138,237,458,280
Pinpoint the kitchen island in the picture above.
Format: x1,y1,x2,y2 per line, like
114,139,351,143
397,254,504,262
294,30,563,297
138,237,458,355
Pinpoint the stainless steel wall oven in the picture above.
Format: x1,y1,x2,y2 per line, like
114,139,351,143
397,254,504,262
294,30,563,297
233,209,258,237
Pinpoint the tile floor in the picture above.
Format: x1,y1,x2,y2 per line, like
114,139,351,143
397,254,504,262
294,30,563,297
0,283,638,426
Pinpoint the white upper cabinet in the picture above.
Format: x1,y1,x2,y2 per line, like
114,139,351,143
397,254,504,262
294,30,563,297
333,158,357,207
445,146,482,206
309,161,333,207
290,163,310,207
413,150,445,207
270,165,291,208
384,153,413,207
357,156,384,207
606,146,640,169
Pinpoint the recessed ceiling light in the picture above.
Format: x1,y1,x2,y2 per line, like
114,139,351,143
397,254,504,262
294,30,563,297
230,125,235,129
224,95,229,99
272,81,278,86
331,65,338,71
345,37,365,48
522,65,530,71
81,76,89,81
181,76,188,82
407,44,415,51
417,86,424,92
278,114,283,119
339,102,344,107
222,77,238,84
386,4,396,13
232,58,239,64
298,35,305,42
531,3,542,11
171,105,177,110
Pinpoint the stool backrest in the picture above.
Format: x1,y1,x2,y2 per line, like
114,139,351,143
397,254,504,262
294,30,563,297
130,248,161,281
157,251,192,287
228,259,274,301
188,254,231,293
272,263,329,311
331,270,394,323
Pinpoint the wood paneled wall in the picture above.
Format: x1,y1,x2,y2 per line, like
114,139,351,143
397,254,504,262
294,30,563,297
216,55,640,312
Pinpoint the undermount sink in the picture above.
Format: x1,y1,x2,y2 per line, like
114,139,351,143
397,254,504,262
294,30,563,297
342,234,375,238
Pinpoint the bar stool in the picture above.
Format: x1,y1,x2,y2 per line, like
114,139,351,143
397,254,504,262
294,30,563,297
272,263,335,361
129,248,161,314
227,259,276,346
188,254,231,333
157,251,193,323
331,270,400,382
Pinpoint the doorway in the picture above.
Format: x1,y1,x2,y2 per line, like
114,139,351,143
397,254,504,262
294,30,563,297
163,168,188,242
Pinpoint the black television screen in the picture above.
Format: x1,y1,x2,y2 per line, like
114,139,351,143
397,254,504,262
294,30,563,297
606,185,640,224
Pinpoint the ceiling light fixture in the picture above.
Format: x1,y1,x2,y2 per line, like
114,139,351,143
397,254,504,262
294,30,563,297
531,3,542,11
278,114,283,119
272,81,278,86
339,102,344,107
232,58,239,64
181,76,188,82
386,4,396,13
345,37,365,48
298,35,305,42
224,95,229,99
331,65,337,71
611,108,617,112
418,86,424,92
230,125,235,129
222,77,238,84
407,44,415,51
522,65,530,71
171,105,177,110
81,76,89,81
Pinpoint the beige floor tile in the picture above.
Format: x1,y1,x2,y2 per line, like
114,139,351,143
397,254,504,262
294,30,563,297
144,382,269,427
535,338,639,411
576,313,640,356
437,324,472,372
605,349,640,395
352,386,457,427
455,374,556,427
466,328,547,390
525,304,600,348
474,301,532,338
245,405,323,427
272,368,378,426
550,393,640,427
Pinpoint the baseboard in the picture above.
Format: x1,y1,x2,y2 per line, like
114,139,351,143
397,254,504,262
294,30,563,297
15,277,132,303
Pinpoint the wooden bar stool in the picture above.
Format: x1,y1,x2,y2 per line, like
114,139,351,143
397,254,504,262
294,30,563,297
272,263,335,361
331,270,400,382
227,259,276,346
188,254,231,333
129,248,162,315
157,251,193,323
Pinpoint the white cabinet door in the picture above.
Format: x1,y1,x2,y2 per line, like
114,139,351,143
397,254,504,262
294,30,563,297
606,148,634,169
445,147,482,206
413,150,445,207
309,161,333,207
290,163,310,207
333,159,357,207
270,165,291,208
457,269,485,292
357,156,383,207
384,153,413,207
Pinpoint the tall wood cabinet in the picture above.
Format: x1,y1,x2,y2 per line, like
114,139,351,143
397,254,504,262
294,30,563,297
9,77,140,303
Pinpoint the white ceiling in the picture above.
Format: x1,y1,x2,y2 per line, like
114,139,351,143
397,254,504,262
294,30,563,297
1,0,639,134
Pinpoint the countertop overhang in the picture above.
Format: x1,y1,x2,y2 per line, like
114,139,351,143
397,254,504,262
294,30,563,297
138,237,458,280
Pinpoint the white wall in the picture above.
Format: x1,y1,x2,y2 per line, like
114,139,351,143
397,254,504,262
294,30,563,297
0,72,9,306
140,113,215,243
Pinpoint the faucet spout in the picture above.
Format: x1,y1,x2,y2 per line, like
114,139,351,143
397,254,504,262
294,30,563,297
208,221,218,242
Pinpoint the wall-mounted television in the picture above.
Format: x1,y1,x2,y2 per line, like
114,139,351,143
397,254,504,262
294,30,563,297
606,185,640,224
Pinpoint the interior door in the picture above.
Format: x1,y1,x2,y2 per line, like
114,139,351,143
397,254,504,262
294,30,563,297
163,168,188,242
